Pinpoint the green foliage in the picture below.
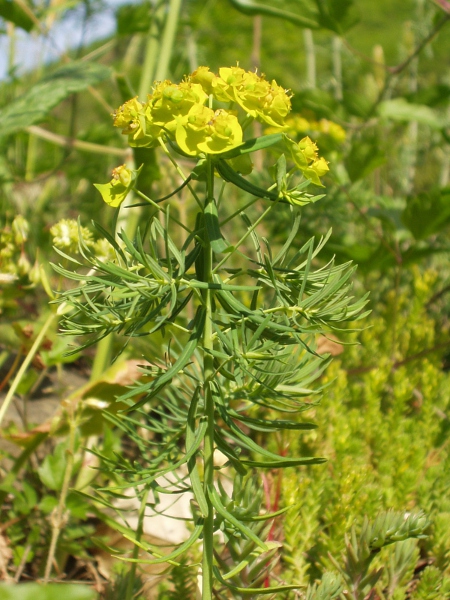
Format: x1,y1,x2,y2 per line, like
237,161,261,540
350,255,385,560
0,62,112,137
0,0,34,32
115,1,153,35
402,188,450,240
0,584,97,600
1,0,450,596
281,270,450,595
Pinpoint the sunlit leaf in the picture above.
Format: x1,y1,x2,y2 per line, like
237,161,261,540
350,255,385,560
0,62,112,137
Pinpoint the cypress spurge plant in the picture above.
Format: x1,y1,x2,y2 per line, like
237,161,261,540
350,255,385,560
53,66,369,598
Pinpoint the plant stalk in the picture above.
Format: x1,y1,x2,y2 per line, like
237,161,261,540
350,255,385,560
332,36,343,101
303,29,316,89
201,157,215,600
154,0,183,82
0,312,56,428
138,0,166,99
125,485,150,600
43,414,76,582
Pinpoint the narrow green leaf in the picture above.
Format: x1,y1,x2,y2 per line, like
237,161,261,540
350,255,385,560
205,197,231,253
122,307,206,410
186,388,209,517
214,565,300,594
209,487,268,550
219,133,284,159
227,0,318,29
229,411,317,432
120,524,203,565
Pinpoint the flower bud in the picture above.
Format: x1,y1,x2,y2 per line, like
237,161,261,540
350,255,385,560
17,252,31,276
94,165,142,207
28,260,41,285
12,215,29,245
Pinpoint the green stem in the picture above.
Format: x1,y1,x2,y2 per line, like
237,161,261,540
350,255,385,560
154,0,183,82
332,36,343,101
90,335,113,382
138,1,165,99
44,413,76,582
303,29,316,89
202,157,215,600
0,312,56,428
125,485,150,600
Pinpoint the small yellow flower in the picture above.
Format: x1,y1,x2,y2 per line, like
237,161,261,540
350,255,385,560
284,135,329,186
318,118,346,142
113,97,161,147
259,80,292,127
150,80,208,133
94,165,142,207
302,157,330,186
189,66,216,95
112,97,143,131
176,106,243,156
214,67,292,127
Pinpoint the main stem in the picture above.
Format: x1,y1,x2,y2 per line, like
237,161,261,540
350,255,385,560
202,157,215,600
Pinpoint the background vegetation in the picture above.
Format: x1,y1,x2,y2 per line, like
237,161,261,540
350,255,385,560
0,0,449,598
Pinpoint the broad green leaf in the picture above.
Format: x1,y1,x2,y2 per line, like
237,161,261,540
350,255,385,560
37,442,66,491
0,62,112,137
378,98,444,129
0,0,34,31
0,583,96,600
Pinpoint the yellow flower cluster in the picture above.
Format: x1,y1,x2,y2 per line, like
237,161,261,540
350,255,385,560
99,67,330,207
113,66,292,156
190,66,291,127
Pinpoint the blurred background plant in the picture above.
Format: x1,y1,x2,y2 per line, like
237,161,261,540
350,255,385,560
0,0,449,598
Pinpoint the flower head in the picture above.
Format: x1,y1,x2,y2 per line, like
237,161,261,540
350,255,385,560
51,219,94,253
94,165,142,207
176,106,243,156
113,97,161,147
259,80,292,127
209,67,292,127
111,67,295,157
12,215,29,245
150,80,208,132
190,66,216,95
